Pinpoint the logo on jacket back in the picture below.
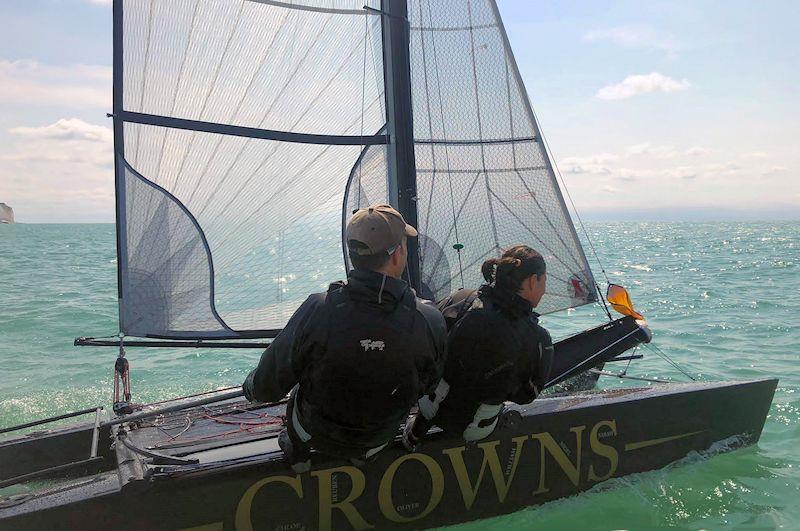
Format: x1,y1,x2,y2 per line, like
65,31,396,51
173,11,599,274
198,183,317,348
360,339,385,351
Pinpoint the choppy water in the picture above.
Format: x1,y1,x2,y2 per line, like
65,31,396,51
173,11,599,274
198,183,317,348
1,222,798,529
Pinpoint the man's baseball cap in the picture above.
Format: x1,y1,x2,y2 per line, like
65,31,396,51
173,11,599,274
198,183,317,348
346,204,418,256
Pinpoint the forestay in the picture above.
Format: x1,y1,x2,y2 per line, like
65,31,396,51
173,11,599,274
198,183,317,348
114,0,386,338
344,0,597,314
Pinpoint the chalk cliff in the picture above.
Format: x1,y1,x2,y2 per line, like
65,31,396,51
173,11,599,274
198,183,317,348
0,203,14,223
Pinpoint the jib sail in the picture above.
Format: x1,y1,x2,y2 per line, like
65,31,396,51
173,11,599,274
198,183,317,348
344,0,597,314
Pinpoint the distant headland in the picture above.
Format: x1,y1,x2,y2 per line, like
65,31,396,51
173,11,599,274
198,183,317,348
0,203,14,224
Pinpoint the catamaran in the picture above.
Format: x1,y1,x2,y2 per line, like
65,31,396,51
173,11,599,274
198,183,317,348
0,0,776,529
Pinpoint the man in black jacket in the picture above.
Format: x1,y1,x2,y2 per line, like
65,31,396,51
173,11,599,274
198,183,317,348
243,204,447,470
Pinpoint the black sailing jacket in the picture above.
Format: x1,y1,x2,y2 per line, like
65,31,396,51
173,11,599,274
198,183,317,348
242,269,447,451
433,284,554,434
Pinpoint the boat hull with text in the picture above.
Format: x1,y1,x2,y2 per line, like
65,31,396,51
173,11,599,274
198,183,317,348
0,377,777,530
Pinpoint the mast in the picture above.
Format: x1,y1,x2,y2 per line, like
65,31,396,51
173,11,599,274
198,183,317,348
381,0,421,292
112,0,125,313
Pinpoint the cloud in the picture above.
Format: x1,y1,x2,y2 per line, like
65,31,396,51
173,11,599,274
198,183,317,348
624,143,679,159
686,146,712,156
583,25,680,53
0,118,114,221
10,118,112,143
4,118,113,167
762,166,787,177
0,59,111,108
596,72,690,101
560,153,618,174
663,167,698,180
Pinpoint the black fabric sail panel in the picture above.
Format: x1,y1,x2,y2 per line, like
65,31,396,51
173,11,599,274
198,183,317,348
406,0,597,312
116,0,386,338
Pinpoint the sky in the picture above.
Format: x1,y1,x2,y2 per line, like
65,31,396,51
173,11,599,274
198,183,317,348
0,0,798,222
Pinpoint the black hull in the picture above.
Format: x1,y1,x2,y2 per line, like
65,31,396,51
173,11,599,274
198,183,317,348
0,378,776,530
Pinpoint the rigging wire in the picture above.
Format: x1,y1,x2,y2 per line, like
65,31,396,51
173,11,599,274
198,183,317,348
643,342,697,381
357,9,369,210
530,106,615,321
528,104,702,380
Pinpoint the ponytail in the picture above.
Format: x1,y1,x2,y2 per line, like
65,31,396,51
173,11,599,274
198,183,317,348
481,258,500,283
480,245,546,292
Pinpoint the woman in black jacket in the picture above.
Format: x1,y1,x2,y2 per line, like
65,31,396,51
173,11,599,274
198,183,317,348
405,245,554,446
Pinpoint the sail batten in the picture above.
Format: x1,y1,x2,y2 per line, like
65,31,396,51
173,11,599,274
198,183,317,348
119,111,390,146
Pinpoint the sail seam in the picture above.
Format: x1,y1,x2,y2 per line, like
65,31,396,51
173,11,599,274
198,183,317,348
423,0,464,289
465,0,500,252
119,111,390,146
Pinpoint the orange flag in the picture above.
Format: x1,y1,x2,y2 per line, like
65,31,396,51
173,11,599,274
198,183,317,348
606,284,645,321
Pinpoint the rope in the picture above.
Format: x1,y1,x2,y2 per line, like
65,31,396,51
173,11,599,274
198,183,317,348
151,408,284,448
643,343,697,381
622,346,637,376
133,385,242,409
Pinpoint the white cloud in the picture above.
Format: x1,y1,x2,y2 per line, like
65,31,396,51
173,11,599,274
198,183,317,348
583,25,680,53
560,153,618,174
625,143,679,159
4,118,113,167
10,118,112,143
762,166,787,177
0,118,114,221
0,59,111,108
596,72,690,101
686,146,712,156
663,166,698,180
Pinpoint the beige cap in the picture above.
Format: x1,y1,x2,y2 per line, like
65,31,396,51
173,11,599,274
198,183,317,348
346,204,418,255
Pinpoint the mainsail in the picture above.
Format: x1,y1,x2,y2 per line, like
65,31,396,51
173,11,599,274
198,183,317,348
113,0,595,340
114,0,387,338
344,0,597,314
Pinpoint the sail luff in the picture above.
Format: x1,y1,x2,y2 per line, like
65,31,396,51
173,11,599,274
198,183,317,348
381,0,421,292
487,0,598,301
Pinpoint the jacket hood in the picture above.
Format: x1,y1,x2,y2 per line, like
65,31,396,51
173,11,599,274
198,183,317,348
346,269,410,311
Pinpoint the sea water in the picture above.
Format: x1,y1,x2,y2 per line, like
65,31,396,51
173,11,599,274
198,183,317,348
0,222,798,529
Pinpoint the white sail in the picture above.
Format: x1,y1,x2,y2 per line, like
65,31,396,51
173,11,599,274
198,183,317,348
345,0,597,314
115,0,386,338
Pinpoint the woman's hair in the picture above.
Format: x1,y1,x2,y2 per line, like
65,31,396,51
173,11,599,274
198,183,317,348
481,245,546,291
